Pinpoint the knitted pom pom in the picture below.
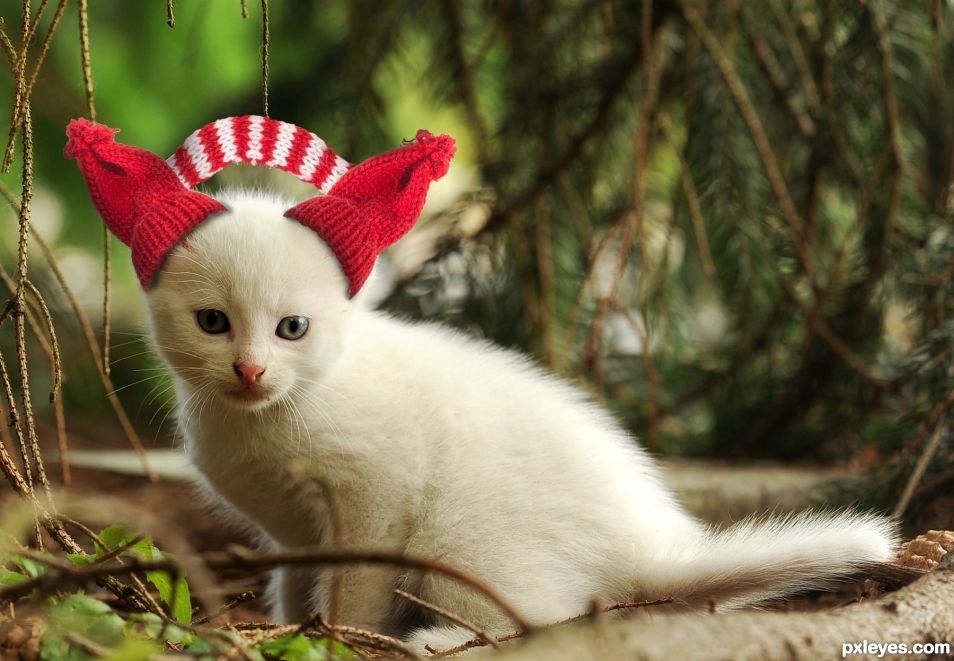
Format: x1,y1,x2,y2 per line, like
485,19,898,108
411,130,456,181
64,118,120,159
65,118,226,286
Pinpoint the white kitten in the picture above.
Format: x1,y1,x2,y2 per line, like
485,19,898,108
147,189,897,651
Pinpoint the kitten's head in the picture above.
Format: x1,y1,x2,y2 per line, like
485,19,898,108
146,190,361,411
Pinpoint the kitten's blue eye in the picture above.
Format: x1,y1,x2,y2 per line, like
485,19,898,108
276,316,309,340
196,309,230,334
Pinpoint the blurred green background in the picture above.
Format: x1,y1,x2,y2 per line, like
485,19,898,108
0,1,951,528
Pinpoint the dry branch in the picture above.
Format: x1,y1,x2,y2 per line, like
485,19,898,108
0,185,155,481
394,588,499,650
490,562,954,660
0,544,533,634
433,597,675,657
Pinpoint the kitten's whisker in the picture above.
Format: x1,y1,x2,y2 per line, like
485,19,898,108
107,350,163,366
146,384,177,425
109,342,212,367
287,396,314,457
136,379,174,420
164,384,204,444
289,385,344,446
279,396,304,455
293,377,347,402
133,365,211,374
105,374,166,397
106,337,151,350
147,342,209,357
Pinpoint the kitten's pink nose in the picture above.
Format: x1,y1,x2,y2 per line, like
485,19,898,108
233,362,265,385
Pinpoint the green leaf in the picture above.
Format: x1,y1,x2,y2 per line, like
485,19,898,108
169,574,192,625
66,553,92,566
258,633,355,660
181,631,218,655
0,569,27,586
101,637,161,661
143,569,192,625
96,526,193,625
41,594,127,660
14,555,48,578
96,524,139,554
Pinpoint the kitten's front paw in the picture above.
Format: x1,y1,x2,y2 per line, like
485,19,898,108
405,625,487,657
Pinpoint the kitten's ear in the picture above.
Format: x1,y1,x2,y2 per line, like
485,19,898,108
285,130,455,297
65,119,226,288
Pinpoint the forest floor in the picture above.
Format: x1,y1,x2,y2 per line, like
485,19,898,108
0,423,946,658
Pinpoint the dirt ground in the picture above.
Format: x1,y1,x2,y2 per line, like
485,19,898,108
1,422,942,658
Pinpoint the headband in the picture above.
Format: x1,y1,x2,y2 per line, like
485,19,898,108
65,116,455,296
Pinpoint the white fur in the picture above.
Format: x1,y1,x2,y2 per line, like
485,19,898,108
146,189,897,650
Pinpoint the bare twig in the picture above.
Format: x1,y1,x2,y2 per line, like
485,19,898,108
534,196,559,367
77,0,96,122
63,632,110,657
305,614,420,659
577,1,663,404
0,270,54,381
564,222,621,363
260,0,269,117
24,279,68,483
853,0,904,333
0,183,155,481
0,0,29,174
10,106,60,541
432,597,674,657
76,0,113,379
632,0,661,448
194,591,256,625
1,0,69,172
894,415,949,518
0,18,16,66
0,346,39,542
658,116,716,279
774,268,889,389
439,0,490,164
767,0,821,113
739,7,815,139
394,588,499,649
1,545,533,634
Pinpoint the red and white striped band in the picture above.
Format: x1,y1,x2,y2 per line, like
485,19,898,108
167,115,351,194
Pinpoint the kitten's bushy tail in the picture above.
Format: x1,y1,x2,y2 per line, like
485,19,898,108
642,510,898,610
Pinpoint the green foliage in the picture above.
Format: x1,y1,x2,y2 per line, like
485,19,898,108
0,525,355,660
259,633,355,661
70,524,192,626
0,553,49,592
40,594,134,661
0,568,29,586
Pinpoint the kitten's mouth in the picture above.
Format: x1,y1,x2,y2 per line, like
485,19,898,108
224,387,272,405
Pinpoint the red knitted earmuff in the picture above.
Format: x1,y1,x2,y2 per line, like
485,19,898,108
65,116,455,296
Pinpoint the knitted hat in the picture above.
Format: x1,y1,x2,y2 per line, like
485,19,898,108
65,116,455,295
